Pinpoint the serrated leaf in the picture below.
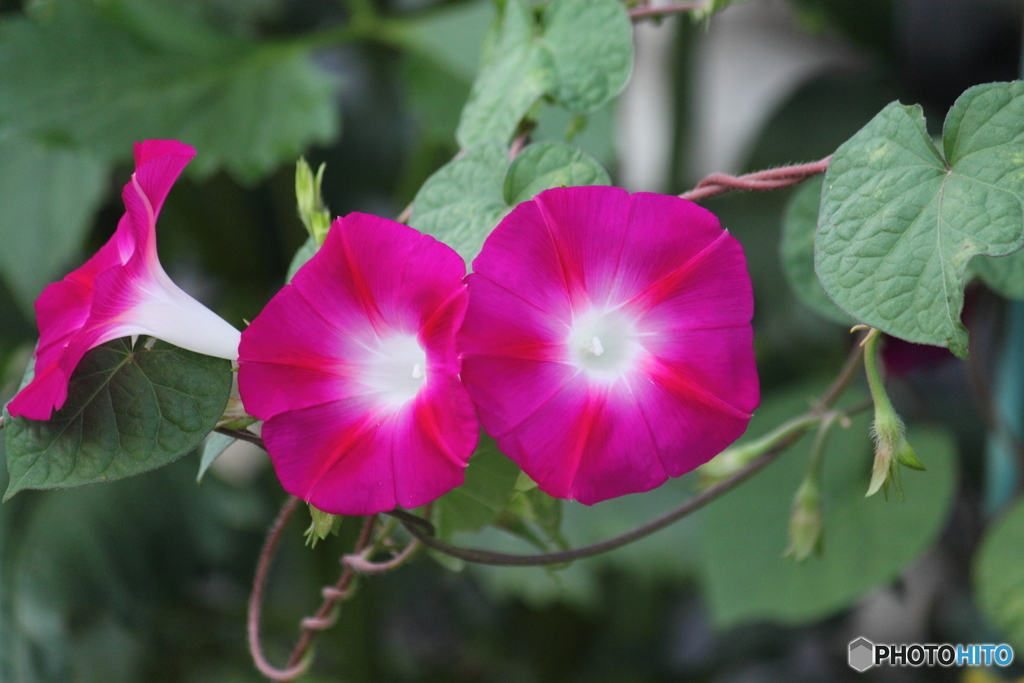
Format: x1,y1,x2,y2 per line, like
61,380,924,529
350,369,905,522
431,436,521,540
4,337,232,498
816,83,1024,357
195,431,235,483
0,136,108,319
780,175,853,324
503,141,611,205
410,140,609,264
455,0,632,148
700,383,957,627
974,497,1024,651
0,0,338,182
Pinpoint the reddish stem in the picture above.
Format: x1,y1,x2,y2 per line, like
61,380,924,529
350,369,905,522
247,498,375,681
680,156,831,202
343,539,422,574
509,131,530,160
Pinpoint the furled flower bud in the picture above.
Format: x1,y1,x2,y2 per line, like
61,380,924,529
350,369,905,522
295,157,331,246
784,478,823,562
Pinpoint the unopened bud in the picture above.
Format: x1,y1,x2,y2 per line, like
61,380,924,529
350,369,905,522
866,407,923,498
784,478,823,562
295,158,332,246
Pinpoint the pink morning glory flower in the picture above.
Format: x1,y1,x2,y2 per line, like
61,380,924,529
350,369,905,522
237,213,479,515
459,186,759,505
7,140,241,421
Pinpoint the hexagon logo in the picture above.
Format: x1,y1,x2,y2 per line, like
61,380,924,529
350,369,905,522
848,637,875,672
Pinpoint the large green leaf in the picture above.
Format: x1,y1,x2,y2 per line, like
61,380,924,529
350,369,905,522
700,384,957,627
974,497,1024,651
815,82,1024,357
780,175,853,324
410,142,509,262
432,436,521,540
4,337,232,498
455,0,632,148
410,141,610,264
503,141,612,205
0,136,108,318
0,0,338,182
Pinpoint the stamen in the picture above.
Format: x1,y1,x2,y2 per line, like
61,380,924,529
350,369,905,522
412,363,423,379
590,336,605,356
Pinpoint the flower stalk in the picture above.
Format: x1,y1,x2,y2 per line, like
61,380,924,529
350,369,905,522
699,413,822,487
783,413,839,561
862,329,925,499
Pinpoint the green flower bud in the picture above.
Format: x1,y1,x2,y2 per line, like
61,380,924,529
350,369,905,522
784,478,823,562
295,158,332,246
862,329,924,499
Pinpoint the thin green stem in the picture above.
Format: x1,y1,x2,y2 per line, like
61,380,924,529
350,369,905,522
806,412,839,482
862,329,893,417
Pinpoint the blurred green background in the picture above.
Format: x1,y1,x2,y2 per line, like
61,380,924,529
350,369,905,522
3,0,1024,681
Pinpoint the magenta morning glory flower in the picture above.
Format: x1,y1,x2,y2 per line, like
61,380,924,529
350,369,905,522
8,140,241,421
237,214,479,515
459,186,759,505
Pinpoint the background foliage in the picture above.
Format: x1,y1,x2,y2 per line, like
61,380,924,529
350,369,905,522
2,0,1024,681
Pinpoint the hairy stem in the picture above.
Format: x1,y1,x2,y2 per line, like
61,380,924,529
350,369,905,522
680,157,831,202
248,499,375,681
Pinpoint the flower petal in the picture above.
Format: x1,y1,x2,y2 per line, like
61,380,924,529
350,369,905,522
263,397,399,515
493,377,668,504
7,140,238,421
610,192,730,305
239,214,478,514
292,213,467,338
391,374,478,508
238,285,372,419
461,186,759,504
469,199,576,320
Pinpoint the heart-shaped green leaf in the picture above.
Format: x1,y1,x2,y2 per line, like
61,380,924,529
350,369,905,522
816,82,1024,357
4,337,232,499
410,141,610,264
455,0,632,148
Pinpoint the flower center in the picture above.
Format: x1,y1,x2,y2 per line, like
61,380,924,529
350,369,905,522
362,333,428,407
567,308,641,382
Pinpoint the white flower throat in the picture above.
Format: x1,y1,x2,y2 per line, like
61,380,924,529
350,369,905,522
363,334,428,407
567,308,641,381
